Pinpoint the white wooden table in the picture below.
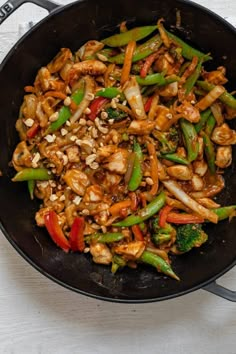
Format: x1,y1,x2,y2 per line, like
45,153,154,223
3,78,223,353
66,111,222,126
1,1,236,353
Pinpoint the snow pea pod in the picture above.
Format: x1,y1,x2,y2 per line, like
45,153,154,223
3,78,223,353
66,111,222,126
12,168,51,182
197,80,236,109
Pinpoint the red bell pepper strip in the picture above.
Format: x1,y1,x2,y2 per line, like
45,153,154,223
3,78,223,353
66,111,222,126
140,53,158,78
44,211,70,252
26,122,40,139
69,217,85,252
159,205,173,228
131,225,144,241
88,97,109,121
166,212,204,224
144,96,154,113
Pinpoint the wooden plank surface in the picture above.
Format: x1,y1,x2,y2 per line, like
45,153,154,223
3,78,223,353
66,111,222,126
0,1,236,353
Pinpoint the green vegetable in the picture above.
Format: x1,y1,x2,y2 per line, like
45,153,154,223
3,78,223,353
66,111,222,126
111,255,126,274
205,114,216,136
48,87,84,132
106,107,128,120
183,59,203,95
195,108,211,133
85,232,124,243
102,25,157,47
128,140,143,192
180,119,199,162
212,206,236,221
96,87,125,100
139,251,179,280
136,73,179,86
159,153,189,165
153,127,179,155
201,131,216,174
27,180,35,200
150,218,175,246
166,30,212,61
197,80,236,109
113,191,166,227
176,224,208,253
12,168,51,182
106,34,162,64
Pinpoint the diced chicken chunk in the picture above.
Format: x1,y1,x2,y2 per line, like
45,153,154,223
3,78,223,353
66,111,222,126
90,243,112,265
215,146,232,168
104,149,128,174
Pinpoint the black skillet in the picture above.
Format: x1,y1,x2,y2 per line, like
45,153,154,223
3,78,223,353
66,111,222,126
0,0,236,303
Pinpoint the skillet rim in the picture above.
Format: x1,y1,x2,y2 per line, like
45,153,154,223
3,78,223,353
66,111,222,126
0,0,236,303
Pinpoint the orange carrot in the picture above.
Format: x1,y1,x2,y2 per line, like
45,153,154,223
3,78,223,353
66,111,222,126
109,200,131,216
120,40,136,85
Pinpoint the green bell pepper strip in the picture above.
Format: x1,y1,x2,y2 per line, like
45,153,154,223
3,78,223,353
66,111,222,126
180,119,199,162
195,108,212,134
136,73,179,86
101,25,157,47
197,80,236,109
27,180,35,200
128,140,143,192
166,30,212,61
113,191,166,227
139,250,180,280
160,153,189,165
212,206,236,221
205,114,216,136
95,87,125,100
12,168,51,182
105,34,162,64
85,232,124,243
48,88,84,133
183,59,203,95
201,131,216,174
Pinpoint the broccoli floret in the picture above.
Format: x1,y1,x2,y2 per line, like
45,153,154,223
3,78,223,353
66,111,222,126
176,224,208,253
153,127,179,154
105,107,128,121
150,218,176,246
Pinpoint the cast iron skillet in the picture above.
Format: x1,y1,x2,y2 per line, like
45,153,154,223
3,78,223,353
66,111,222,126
0,0,236,303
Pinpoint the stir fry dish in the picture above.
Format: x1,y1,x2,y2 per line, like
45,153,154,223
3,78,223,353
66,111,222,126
11,19,236,280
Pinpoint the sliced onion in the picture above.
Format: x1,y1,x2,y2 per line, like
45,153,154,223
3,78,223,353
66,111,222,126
70,76,96,123
196,85,225,111
123,76,147,120
210,102,224,126
163,179,218,223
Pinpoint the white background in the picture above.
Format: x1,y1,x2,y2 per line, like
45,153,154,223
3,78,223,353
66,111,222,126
0,0,236,353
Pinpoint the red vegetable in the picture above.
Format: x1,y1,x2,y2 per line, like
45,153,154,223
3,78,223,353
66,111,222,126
26,122,39,139
140,52,158,78
88,97,109,120
44,211,70,252
159,205,173,228
166,212,204,224
69,217,85,252
131,224,144,241
144,96,154,112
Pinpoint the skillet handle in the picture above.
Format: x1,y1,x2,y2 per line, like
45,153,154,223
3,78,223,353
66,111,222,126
203,281,236,302
0,0,59,25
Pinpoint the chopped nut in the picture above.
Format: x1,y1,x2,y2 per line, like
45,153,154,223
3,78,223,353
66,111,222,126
50,194,58,202
73,196,82,205
84,247,90,253
59,195,66,201
86,93,94,101
86,154,97,166
62,154,68,165
82,208,90,215
91,223,101,230
96,53,108,62
44,134,56,143
84,107,91,114
101,111,108,120
64,96,71,106
70,135,77,142
49,112,59,122
91,127,98,138
135,109,142,116
66,86,72,94
166,113,173,119
101,225,107,233
61,128,68,136
111,98,117,109
79,118,87,126
90,162,99,170
32,152,41,168
66,120,71,126
24,118,34,127
109,119,114,125
95,117,108,134
146,177,154,185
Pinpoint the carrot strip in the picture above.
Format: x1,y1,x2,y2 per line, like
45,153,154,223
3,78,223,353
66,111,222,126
109,200,131,216
120,40,136,85
131,225,144,241
147,142,159,195
45,91,67,100
159,205,173,228
24,85,35,93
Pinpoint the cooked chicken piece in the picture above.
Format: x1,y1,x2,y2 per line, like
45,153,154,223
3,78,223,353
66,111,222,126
225,106,236,120
97,145,117,159
202,66,228,85
34,181,52,200
47,48,72,74
76,40,104,60
35,67,51,91
83,185,103,203
104,149,128,174
155,105,176,131
22,94,38,119
90,243,112,265
128,120,155,135
215,146,232,168
35,207,51,227
65,204,77,227
159,82,178,97
113,241,145,260
154,54,179,75
166,165,192,180
176,101,200,123
211,123,236,145
191,174,204,191
193,160,208,176
12,141,32,168
63,169,90,196
70,60,107,79
36,102,48,128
